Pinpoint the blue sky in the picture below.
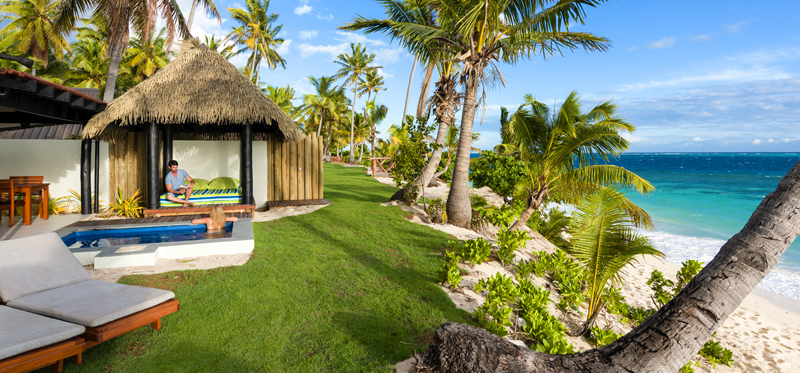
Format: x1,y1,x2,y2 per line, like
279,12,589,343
8,0,799,152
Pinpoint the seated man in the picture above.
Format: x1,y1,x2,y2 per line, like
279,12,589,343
165,160,195,207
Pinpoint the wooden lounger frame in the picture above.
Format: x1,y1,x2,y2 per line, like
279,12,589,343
0,337,84,373
82,299,180,348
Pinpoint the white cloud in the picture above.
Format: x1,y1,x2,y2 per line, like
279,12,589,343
299,30,318,40
693,137,705,142
275,39,292,55
298,43,349,58
691,34,712,42
376,68,393,80
315,13,334,21
726,20,750,34
373,47,405,64
335,31,385,47
752,139,762,145
645,37,677,50
294,4,312,15
618,68,790,92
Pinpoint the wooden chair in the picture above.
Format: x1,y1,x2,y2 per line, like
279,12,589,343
9,176,45,218
0,179,24,227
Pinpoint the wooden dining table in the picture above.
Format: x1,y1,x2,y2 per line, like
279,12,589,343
15,182,49,225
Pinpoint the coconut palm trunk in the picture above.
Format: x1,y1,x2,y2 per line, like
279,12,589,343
187,0,199,30
401,56,417,123
323,121,333,162
102,38,127,101
316,108,326,137
348,88,358,164
416,63,435,118
415,161,800,372
445,74,478,228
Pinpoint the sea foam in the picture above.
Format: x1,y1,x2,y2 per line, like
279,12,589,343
639,230,800,301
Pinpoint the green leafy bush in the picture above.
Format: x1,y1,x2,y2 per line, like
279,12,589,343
676,259,704,291
514,260,536,278
477,204,517,230
425,198,446,223
468,150,528,204
106,187,143,218
473,273,520,337
527,206,571,248
460,237,492,266
699,339,734,367
588,326,621,347
495,229,529,265
647,270,675,308
438,250,462,289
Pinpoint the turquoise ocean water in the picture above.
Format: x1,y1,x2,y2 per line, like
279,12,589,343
605,153,800,301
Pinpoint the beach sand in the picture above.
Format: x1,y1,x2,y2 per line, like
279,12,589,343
374,176,800,372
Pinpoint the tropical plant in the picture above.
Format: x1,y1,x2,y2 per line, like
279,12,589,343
358,0,611,228
54,0,189,101
263,84,295,115
438,249,462,288
698,338,734,367
106,187,143,218
47,196,70,215
588,326,622,347
364,100,388,161
227,0,286,83
566,188,663,335
332,42,380,164
0,0,70,69
66,37,107,89
495,229,529,266
469,150,528,205
204,35,237,60
526,205,572,248
296,76,340,136
507,91,654,230
125,27,171,81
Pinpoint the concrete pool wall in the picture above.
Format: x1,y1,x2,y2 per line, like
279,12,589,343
54,219,254,269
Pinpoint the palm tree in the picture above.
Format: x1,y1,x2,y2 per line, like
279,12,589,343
185,0,220,32
227,0,286,84
507,92,654,231
333,42,381,164
125,28,171,81
263,84,295,115
65,37,107,89
566,188,663,336
343,0,461,201
204,35,237,60
364,100,388,161
54,0,189,102
0,0,70,70
322,89,350,162
357,0,610,227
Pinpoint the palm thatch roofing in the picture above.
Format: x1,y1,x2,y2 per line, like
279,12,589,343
82,42,303,143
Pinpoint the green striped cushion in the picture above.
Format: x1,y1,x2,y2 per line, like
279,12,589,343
159,187,241,206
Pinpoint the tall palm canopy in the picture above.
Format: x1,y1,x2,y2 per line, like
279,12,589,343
227,0,286,84
348,0,611,227
0,0,70,68
53,0,189,101
333,42,380,164
507,91,654,230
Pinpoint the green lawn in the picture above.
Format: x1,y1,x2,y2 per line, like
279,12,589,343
61,164,472,372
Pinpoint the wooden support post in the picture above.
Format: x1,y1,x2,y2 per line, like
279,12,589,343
94,139,99,213
80,138,92,214
146,122,160,209
240,123,253,205
162,124,172,179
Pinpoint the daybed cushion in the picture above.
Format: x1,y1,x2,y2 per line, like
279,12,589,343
159,187,242,207
208,177,239,189
0,306,85,360
7,280,175,328
191,178,210,190
0,233,90,302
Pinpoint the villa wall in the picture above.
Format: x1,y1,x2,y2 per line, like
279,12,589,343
172,140,269,208
0,139,110,206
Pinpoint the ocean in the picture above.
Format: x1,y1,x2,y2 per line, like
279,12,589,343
605,153,800,302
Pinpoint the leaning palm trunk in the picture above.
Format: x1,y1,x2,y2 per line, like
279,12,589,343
348,89,358,164
401,56,417,124
445,74,478,228
414,161,800,372
509,182,548,231
323,121,333,162
186,0,199,31
416,63,435,118
316,108,326,137
102,39,127,101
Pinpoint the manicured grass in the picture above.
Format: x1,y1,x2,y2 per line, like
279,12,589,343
60,164,472,372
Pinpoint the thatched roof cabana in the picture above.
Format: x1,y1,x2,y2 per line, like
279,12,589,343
82,42,303,143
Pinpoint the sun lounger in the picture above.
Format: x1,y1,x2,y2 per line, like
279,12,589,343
0,233,180,348
0,306,85,373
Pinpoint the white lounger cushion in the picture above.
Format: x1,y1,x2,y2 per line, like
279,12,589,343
7,280,175,328
0,306,85,360
0,233,90,302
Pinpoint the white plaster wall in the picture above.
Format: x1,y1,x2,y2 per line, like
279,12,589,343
0,139,110,202
172,140,268,208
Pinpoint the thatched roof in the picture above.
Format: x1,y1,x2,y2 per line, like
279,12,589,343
82,42,303,142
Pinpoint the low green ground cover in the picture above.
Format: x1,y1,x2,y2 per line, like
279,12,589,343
60,164,471,372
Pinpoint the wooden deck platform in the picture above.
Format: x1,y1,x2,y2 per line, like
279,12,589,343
142,204,255,218
64,212,252,228
265,199,331,210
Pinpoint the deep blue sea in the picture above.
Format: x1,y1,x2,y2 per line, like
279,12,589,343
605,153,800,301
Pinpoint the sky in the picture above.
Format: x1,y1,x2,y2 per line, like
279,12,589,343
7,0,800,152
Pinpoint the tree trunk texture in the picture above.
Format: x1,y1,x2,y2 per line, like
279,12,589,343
401,56,417,124
417,63,435,118
316,109,326,137
0,53,34,68
103,38,127,102
415,161,800,372
323,121,333,162
510,186,547,231
349,88,358,164
446,75,479,228
186,0,199,32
